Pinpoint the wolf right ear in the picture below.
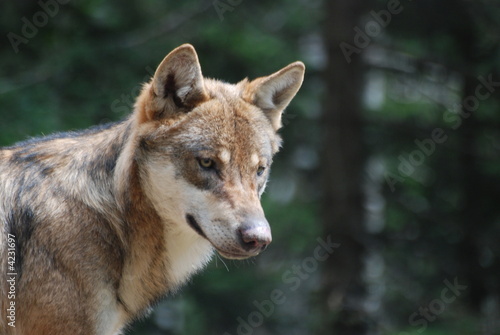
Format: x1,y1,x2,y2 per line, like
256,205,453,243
136,44,209,123
243,62,305,131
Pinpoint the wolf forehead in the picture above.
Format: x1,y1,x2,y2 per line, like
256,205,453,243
146,79,282,159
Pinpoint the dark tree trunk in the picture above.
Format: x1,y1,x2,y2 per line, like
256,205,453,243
456,74,486,311
453,4,489,313
318,0,370,334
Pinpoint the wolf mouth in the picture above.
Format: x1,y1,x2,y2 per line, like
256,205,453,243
186,214,207,238
185,214,256,260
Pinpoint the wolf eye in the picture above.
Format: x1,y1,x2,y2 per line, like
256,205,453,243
198,158,215,170
256,166,266,176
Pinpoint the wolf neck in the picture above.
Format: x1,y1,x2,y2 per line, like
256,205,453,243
108,117,213,319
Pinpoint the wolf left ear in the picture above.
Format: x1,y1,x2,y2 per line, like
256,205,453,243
137,44,208,123
243,62,305,131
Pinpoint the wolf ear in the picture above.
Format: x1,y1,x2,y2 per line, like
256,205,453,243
137,44,208,123
243,62,305,131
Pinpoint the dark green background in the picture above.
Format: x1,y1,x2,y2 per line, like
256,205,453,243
1,0,499,334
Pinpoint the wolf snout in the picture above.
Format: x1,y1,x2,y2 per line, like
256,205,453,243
238,216,272,252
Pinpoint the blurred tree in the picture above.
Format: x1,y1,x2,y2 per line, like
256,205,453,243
366,0,500,332
317,0,371,334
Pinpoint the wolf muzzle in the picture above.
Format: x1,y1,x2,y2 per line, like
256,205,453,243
238,214,272,253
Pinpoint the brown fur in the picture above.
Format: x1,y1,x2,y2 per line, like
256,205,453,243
0,44,304,335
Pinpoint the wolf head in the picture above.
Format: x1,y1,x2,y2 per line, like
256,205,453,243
133,44,304,260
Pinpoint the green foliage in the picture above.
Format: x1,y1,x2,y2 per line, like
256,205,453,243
1,0,499,334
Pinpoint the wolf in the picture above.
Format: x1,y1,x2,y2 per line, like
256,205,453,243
0,44,304,334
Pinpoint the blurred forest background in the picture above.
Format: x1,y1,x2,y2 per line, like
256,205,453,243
1,0,500,334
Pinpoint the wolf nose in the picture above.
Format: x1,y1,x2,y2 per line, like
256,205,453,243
239,216,272,252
